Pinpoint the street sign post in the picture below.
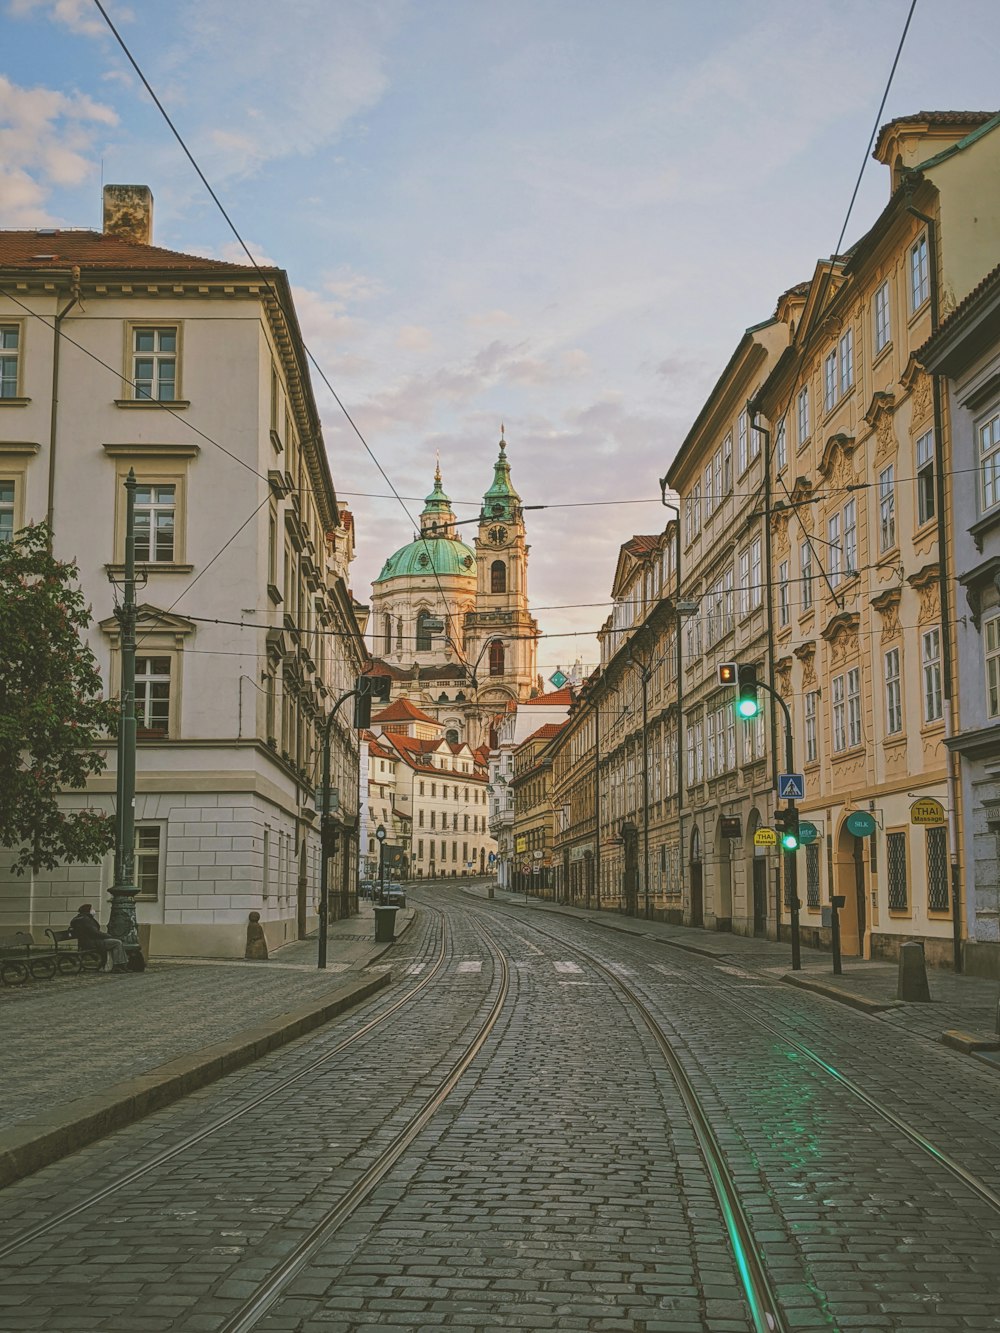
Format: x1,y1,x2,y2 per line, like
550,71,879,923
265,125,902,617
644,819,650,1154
778,772,805,800
910,797,946,825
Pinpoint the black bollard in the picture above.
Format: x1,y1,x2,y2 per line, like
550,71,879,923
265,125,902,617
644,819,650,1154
896,940,931,1002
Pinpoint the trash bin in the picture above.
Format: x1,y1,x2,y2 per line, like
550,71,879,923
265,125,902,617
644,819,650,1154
373,905,398,943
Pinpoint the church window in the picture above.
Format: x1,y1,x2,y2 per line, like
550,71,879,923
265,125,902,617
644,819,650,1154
383,614,391,654
396,618,403,652
416,610,435,651
491,560,507,593
489,641,505,676
446,728,459,744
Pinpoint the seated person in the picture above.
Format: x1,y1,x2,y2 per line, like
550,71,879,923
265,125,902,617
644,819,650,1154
69,903,129,973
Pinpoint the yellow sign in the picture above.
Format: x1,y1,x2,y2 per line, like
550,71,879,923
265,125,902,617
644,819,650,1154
911,797,946,826
515,836,527,852
754,828,777,847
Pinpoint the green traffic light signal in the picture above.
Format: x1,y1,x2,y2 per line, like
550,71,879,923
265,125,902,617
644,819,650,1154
736,664,759,719
780,829,800,851
774,804,800,851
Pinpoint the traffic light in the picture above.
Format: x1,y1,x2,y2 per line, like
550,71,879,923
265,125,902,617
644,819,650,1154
774,804,800,852
321,818,340,857
736,663,760,719
353,673,392,729
717,662,738,686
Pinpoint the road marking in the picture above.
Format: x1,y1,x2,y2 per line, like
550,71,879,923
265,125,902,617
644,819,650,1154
554,961,582,974
650,963,686,978
405,963,427,975
605,962,634,977
457,960,483,973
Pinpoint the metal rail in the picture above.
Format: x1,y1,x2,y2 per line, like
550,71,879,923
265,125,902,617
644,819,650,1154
0,908,451,1262
219,916,512,1333
482,908,785,1333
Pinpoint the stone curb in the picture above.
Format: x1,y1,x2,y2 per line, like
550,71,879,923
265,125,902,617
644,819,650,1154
0,970,390,1190
940,1028,1000,1054
782,972,903,1013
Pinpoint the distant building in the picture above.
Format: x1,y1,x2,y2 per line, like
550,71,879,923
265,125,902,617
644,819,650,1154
0,185,366,956
368,433,540,747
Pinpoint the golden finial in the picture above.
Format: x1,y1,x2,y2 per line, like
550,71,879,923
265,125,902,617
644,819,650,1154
434,448,441,483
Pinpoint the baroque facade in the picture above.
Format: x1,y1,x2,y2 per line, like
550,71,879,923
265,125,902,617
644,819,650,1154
367,434,540,745
0,185,366,957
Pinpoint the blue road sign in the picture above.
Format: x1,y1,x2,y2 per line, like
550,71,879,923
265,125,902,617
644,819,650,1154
778,772,805,800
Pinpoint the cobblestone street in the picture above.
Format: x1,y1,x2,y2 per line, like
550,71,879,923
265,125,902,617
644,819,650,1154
1,884,999,1331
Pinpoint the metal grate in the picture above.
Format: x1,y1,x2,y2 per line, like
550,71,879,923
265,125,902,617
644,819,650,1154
926,826,949,912
806,844,820,908
887,831,908,910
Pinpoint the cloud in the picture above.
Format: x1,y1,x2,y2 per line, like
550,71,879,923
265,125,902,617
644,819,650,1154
0,73,117,224
7,0,126,37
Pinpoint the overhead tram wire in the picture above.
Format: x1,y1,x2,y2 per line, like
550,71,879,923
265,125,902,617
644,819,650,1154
91,0,480,672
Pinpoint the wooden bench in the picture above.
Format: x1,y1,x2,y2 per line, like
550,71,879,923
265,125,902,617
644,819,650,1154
46,928,105,975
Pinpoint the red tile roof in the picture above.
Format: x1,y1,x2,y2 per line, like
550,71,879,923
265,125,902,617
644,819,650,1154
521,722,566,746
873,111,998,160
0,229,259,272
372,698,438,725
522,687,575,706
623,535,659,556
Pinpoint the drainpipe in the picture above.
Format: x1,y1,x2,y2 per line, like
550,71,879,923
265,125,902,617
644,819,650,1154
907,201,962,973
46,266,82,540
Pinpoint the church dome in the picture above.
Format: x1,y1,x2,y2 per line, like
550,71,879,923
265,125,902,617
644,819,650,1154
375,535,476,583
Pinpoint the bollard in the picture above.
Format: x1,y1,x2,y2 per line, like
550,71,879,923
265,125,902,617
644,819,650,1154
373,905,398,944
896,940,931,1002
245,911,269,961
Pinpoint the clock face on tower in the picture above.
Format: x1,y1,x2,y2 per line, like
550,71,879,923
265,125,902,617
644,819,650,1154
488,525,508,545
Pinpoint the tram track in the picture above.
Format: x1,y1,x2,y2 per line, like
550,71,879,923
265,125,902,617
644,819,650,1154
0,906,452,1262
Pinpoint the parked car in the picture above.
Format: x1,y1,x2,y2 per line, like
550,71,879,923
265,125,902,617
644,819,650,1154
385,884,406,908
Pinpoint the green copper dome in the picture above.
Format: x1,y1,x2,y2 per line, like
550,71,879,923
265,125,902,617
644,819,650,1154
375,536,476,583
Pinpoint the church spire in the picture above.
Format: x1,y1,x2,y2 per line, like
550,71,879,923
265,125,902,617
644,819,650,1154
482,426,520,523
420,458,457,537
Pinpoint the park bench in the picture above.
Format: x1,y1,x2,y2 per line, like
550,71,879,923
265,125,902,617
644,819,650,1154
0,930,102,986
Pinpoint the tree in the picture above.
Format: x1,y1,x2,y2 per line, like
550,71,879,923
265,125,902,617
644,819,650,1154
0,524,118,874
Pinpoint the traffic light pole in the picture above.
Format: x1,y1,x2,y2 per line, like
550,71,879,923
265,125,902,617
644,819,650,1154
749,677,802,972
318,687,358,971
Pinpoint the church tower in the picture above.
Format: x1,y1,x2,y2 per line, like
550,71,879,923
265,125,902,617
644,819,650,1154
465,429,539,710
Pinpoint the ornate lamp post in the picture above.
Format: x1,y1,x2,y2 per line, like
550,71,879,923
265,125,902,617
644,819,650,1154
376,823,387,902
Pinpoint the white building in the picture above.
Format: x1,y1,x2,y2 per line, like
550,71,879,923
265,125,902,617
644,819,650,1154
0,185,366,957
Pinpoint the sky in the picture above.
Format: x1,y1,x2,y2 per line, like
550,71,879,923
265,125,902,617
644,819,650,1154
2,0,999,678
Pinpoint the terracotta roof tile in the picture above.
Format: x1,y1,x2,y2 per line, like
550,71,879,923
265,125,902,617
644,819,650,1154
623,535,660,557
873,110,998,161
372,698,438,725
0,229,260,272
522,687,575,706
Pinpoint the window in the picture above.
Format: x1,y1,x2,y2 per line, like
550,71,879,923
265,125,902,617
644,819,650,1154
847,667,861,748
692,480,702,535
416,609,435,652
874,281,891,353
843,498,857,577
806,843,821,908
879,465,895,550
383,614,392,654
396,618,403,652
712,447,723,512
926,826,949,912
832,674,846,753
132,485,176,562
801,541,813,612
135,656,171,736
131,326,177,400
0,325,20,398
750,418,761,461
884,648,902,734
703,461,714,516
828,512,841,587
916,430,935,525
824,350,837,413
418,809,425,828
739,548,750,617
491,560,506,593
775,417,787,473
987,614,1000,719
910,233,929,311
489,640,505,677
979,410,1000,513
737,411,748,475
0,480,14,543
887,831,908,910
750,537,762,609
135,825,162,901
804,691,818,763
922,628,942,722
722,435,733,493
778,560,789,626
839,328,854,398
797,385,810,447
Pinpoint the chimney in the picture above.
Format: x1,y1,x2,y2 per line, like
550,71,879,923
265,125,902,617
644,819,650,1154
103,184,154,245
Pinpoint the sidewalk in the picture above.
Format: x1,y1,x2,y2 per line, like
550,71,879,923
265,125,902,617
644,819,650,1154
0,902,413,1187
469,884,1000,1063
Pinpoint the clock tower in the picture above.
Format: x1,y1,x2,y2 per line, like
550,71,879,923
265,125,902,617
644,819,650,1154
466,429,539,710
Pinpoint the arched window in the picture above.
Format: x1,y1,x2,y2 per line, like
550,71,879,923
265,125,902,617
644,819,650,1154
416,610,434,652
446,728,459,744
491,560,507,593
383,613,392,654
489,640,505,677
396,618,403,652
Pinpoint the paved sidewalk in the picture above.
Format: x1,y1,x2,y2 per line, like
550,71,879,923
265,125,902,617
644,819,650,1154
0,902,413,1186
469,884,1000,1062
